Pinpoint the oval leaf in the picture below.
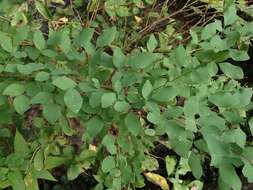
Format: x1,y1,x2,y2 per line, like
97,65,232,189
33,30,45,50
124,112,141,136
43,104,61,124
53,76,77,90
96,27,117,47
64,89,83,113
219,62,243,79
13,95,30,114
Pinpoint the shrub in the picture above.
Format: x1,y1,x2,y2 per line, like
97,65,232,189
0,1,253,190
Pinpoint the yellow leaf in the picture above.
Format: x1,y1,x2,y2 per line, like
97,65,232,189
24,173,33,187
52,0,65,4
89,144,97,152
134,16,142,24
144,172,169,190
58,17,68,24
238,108,246,118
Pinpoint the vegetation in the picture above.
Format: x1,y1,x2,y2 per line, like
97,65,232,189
0,0,253,190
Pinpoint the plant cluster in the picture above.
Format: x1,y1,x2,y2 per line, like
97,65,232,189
0,0,253,190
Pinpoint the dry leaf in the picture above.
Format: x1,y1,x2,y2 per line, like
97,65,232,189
144,172,169,190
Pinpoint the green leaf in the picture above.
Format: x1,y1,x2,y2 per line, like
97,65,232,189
35,0,52,19
165,120,185,139
231,128,246,148
219,62,243,79
210,35,228,52
201,20,222,40
102,135,117,155
175,45,188,66
97,27,117,47
165,156,176,176
25,47,40,60
104,0,117,17
59,117,75,136
74,28,94,47
188,152,203,179
101,156,116,173
0,32,12,53
14,130,29,156
185,117,197,132
45,156,68,169
0,180,10,189
177,158,191,176
17,64,33,75
248,117,253,136
67,164,83,181
142,80,153,100
0,65,4,73
224,5,237,26
13,95,30,114
113,47,125,68
144,128,156,136
43,104,61,124
147,34,158,52
5,154,24,168
229,49,250,61
31,92,52,105
42,49,57,57
147,112,163,125
201,125,228,166
128,52,161,69
53,76,77,90
33,169,57,181
8,170,25,190
86,116,104,137
33,30,45,50
60,29,71,54
64,89,83,113
142,156,159,171
190,29,198,44
237,88,253,107
3,83,25,96
34,149,44,171
14,51,27,59
76,150,96,162
209,92,239,108
199,114,226,131
114,101,130,112
124,112,141,136
78,82,96,93
171,138,192,158
101,92,117,108
13,26,29,44
184,97,199,117
35,71,50,81
116,6,129,17
94,183,104,190
89,92,102,108
152,86,177,102
219,163,241,190
243,162,253,183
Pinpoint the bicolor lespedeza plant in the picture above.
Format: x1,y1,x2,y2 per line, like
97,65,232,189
0,0,253,190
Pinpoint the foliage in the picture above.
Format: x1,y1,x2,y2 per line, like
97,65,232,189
0,0,253,190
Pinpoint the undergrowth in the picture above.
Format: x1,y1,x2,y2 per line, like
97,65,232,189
0,0,253,190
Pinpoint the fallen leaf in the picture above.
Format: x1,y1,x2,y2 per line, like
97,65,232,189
134,16,142,24
144,172,169,190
